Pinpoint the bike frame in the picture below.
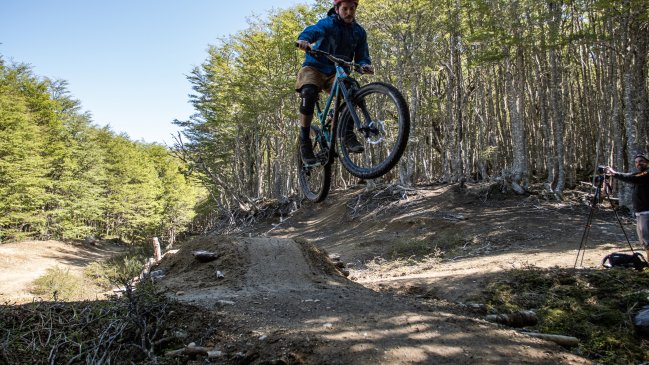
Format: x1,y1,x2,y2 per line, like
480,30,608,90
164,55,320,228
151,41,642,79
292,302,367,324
309,50,366,167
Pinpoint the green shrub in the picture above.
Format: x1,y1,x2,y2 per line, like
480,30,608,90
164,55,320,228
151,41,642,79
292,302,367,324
31,266,85,301
432,229,466,251
84,251,147,288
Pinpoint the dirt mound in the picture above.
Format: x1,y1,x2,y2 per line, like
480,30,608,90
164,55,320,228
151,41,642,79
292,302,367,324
156,235,249,294
157,235,351,308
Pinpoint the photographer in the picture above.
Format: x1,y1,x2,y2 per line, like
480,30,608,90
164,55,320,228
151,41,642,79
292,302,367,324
606,154,649,257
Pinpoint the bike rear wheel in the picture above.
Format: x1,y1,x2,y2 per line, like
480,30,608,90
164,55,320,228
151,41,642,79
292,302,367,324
337,82,410,179
297,125,332,202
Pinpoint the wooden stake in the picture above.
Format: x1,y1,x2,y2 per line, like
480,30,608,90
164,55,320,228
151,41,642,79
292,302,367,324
153,237,162,262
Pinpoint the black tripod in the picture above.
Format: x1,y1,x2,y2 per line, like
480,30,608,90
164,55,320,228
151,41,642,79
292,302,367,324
574,173,635,268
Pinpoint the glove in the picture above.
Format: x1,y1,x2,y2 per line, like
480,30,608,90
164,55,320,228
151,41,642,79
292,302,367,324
361,64,374,74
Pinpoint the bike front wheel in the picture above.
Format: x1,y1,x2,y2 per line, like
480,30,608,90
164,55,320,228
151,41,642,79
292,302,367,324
337,82,410,179
297,125,332,202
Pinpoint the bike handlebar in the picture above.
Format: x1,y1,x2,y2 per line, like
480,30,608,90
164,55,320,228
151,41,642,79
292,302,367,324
295,42,371,75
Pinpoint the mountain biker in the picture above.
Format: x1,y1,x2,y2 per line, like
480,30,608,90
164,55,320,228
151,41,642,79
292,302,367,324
295,0,374,164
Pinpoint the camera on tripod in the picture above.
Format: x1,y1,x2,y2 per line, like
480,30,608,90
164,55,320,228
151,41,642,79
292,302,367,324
597,165,607,175
576,162,634,269
593,165,608,183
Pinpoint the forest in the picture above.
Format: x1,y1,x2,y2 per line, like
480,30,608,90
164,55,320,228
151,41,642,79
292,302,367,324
0,61,203,244
175,0,648,213
2,0,648,243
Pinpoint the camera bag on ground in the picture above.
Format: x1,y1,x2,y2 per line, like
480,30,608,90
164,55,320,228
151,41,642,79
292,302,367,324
602,252,649,271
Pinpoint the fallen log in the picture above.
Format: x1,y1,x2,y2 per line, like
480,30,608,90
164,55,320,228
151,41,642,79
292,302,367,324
525,332,579,347
165,345,211,357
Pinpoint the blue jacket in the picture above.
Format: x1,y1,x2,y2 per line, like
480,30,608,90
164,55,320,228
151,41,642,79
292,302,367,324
297,13,371,76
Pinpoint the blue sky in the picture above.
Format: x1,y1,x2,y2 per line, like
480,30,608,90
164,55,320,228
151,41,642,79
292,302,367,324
0,0,303,145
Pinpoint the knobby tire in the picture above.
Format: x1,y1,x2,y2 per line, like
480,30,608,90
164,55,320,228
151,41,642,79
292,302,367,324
297,125,332,202
337,82,410,179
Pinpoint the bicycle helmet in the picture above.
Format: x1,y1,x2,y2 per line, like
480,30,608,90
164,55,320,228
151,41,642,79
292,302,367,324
334,0,359,5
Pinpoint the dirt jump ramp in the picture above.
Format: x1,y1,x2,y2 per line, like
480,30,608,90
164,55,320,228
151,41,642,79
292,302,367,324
156,236,590,364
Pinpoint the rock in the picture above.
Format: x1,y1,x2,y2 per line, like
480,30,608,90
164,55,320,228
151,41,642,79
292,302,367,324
174,330,188,339
486,310,538,327
459,302,487,311
150,270,166,279
215,270,225,279
634,305,649,337
207,350,223,358
193,250,219,262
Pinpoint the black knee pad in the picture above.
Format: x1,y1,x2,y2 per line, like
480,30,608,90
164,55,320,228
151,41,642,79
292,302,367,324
299,85,319,115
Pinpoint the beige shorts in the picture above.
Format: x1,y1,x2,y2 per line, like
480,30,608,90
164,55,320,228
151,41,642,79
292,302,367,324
295,66,335,93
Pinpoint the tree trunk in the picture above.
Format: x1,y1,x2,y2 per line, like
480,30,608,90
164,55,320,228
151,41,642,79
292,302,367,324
505,45,528,194
451,0,464,182
633,19,649,153
549,0,565,198
536,51,556,195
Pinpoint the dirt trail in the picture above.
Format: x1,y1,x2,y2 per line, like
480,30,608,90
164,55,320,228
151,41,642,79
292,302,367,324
0,240,124,303
355,242,621,303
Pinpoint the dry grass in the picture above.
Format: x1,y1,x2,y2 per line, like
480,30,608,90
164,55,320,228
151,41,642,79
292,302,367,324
1,281,171,364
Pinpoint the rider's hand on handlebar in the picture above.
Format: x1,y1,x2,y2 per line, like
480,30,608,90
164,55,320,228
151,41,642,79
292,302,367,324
361,64,374,75
295,40,311,52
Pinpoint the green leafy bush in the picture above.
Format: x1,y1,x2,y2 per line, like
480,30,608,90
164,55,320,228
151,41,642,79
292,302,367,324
84,251,147,288
84,247,152,289
31,266,85,301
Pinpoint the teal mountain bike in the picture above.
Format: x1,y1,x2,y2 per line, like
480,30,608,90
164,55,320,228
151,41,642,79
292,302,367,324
297,47,410,202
